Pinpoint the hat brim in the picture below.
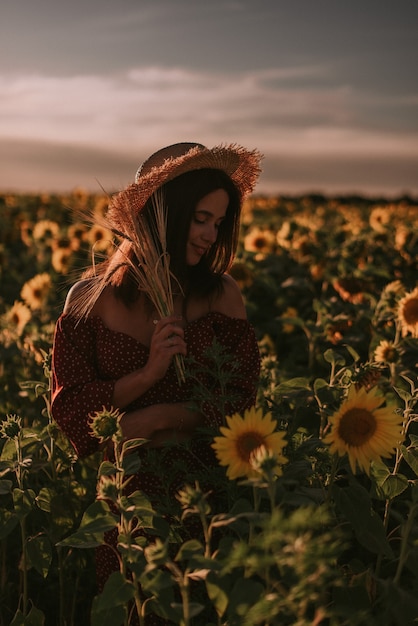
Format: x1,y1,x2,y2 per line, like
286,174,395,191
108,143,263,227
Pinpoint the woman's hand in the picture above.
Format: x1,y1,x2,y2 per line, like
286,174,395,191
144,315,187,383
111,315,187,410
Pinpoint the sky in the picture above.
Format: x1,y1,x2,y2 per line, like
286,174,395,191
1,0,417,197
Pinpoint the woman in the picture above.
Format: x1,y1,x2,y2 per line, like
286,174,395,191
51,142,262,620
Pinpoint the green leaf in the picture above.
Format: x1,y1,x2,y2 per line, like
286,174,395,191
206,571,229,618
26,535,53,578
140,568,174,594
0,459,15,478
171,601,204,619
13,488,36,520
35,487,55,513
10,604,45,626
400,445,418,478
409,434,418,448
121,453,141,476
175,539,204,562
122,438,147,454
343,343,361,363
0,478,13,494
323,349,346,366
91,599,127,626
97,461,118,477
313,378,329,392
9,609,25,626
277,377,311,392
227,577,265,618
0,508,18,540
57,501,118,548
93,571,134,610
393,386,413,402
371,460,409,499
333,481,393,558
78,500,118,531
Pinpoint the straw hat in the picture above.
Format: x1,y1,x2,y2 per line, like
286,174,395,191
107,142,263,227
72,143,262,318
136,142,262,197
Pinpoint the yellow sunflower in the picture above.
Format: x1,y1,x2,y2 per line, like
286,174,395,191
32,219,60,242
243,226,276,256
323,385,403,475
373,340,399,365
20,273,52,311
369,206,390,233
212,407,287,480
67,222,87,250
280,306,299,334
5,301,32,335
86,224,113,253
52,247,73,274
398,287,418,338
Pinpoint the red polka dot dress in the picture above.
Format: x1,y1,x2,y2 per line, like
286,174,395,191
51,311,260,621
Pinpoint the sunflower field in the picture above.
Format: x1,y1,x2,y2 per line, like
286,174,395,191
0,189,417,626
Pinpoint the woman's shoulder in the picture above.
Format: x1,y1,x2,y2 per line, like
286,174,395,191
210,274,247,320
63,279,110,316
62,280,89,314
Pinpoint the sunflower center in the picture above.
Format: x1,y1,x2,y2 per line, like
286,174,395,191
236,431,266,462
403,298,418,324
338,408,377,447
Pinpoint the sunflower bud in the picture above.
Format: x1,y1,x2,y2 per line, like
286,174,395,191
0,414,22,440
97,475,118,502
89,406,123,444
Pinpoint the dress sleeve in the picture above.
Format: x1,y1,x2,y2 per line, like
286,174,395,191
51,314,115,457
200,316,261,428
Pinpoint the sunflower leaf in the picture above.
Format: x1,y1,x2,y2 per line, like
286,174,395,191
400,445,418,478
332,481,394,558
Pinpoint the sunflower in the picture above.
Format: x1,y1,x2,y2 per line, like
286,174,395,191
369,206,390,233
89,406,123,444
212,407,287,480
0,414,22,440
52,247,73,274
86,223,113,253
398,287,418,338
20,273,52,311
323,385,403,475
332,277,370,304
279,306,299,334
373,340,399,365
243,226,276,256
67,222,87,250
32,219,60,242
5,301,32,335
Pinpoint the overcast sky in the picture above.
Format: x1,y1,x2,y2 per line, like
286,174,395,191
1,0,417,197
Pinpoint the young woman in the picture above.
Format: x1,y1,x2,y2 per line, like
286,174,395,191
51,142,262,620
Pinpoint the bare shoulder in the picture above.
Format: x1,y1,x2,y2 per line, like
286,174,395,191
211,274,247,320
63,279,109,316
63,279,92,314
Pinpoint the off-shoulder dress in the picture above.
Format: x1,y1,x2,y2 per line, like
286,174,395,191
51,310,260,613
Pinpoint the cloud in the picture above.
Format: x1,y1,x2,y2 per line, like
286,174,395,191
1,66,417,194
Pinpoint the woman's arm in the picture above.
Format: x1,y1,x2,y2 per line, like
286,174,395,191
119,402,203,446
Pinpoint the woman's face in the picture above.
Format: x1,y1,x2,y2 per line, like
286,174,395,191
186,188,229,266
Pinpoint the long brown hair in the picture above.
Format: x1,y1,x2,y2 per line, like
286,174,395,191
84,168,241,307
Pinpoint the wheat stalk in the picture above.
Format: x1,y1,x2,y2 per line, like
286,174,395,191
122,189,186,384
70,189,186,383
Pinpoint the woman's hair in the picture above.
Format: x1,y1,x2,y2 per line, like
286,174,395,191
96,168,241,307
